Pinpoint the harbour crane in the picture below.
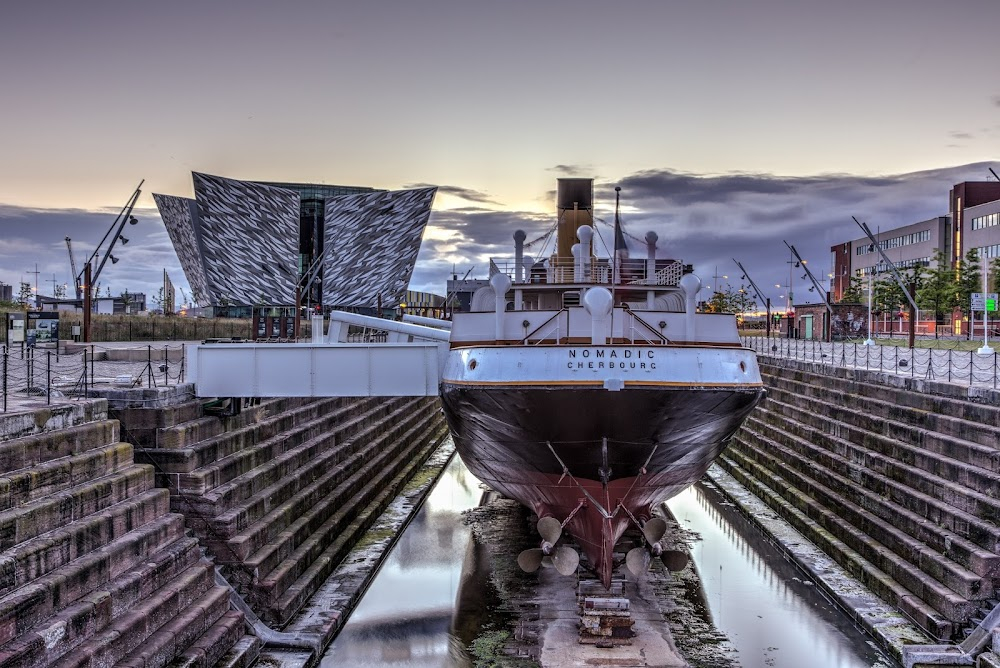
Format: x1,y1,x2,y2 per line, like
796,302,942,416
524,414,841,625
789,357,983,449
65,237,81,299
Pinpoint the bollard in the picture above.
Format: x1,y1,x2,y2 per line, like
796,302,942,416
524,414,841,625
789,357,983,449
164,346,169,386
147,345,152,388
90,346,95,391
46,352,51,405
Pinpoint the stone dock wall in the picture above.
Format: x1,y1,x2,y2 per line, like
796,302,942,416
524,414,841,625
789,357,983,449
0,389,448,666
722,356,1000,643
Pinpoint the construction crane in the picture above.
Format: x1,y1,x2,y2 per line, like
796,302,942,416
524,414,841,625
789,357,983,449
65,237,81,299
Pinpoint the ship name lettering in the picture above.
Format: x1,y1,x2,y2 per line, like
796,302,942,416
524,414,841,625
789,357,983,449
568,348,654,360
567,360,654,369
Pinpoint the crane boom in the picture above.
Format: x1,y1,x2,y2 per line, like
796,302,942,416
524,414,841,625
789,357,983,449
65,237,81,299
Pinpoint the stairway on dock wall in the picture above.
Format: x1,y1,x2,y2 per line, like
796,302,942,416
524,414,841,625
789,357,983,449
119,394,449,630
0,400,259,668
721,358,1000,642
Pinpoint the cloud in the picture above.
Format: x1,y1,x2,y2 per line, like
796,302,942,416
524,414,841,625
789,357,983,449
994,94,1000,108
407,162,997,309
0,205,186,302
949,131,974,140
6,162,996,314
405,183,500,206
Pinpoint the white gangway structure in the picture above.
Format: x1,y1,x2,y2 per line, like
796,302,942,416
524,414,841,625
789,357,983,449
186,312,452,398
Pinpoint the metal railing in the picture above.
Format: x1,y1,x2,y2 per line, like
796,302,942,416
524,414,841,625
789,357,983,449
742,336,1000,388
1,343,189,412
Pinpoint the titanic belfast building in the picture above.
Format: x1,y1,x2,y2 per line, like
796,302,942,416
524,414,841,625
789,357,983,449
153,173,436,311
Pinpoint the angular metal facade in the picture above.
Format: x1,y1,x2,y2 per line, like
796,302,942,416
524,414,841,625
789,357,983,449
155,174,435,308
191,173,300,305
322,187,437,308
153,193,211,306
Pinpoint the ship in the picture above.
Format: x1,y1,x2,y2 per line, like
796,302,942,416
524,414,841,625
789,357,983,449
439,178,766,588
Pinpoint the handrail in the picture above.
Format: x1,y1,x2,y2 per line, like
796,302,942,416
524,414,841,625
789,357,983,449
622,305,668,345
522,309,568,344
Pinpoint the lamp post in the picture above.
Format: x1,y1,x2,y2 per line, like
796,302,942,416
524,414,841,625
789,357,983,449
978,257,992,355
864,273,875,346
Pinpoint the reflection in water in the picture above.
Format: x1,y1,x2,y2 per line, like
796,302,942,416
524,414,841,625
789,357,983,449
667,483,896,668
322,454,484,667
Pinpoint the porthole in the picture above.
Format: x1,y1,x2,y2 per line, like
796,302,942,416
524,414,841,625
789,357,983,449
469,359,477,370
739,361,746,373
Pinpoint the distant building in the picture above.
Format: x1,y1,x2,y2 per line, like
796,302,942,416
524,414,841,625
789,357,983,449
0,282,12,303
949,181,1000,266
445,276,490,313
154,173,436,312
963,198,1000,264
830,177,1000,301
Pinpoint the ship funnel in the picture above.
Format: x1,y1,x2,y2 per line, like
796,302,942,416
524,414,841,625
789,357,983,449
556,179,593,262
513,230,526,283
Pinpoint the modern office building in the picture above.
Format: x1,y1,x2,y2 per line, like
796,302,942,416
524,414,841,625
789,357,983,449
154,173,435,311
830,177,1000,302
830,216,949,300
0,282,11,303
964,197,1000,262
949,181,1000,267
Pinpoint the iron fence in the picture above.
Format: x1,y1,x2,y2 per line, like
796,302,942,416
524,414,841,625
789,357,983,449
742,336,1000,388
1,343,189,412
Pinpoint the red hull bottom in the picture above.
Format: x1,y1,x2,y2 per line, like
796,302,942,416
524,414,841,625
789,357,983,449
488,467,703,588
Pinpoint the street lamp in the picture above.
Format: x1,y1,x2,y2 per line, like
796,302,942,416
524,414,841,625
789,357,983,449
864,273,875,346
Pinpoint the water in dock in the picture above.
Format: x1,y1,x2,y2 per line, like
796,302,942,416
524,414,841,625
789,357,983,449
667,482,897,668
323,456,899,667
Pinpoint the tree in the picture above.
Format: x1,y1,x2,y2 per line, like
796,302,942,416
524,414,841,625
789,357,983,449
956,248,982,318
53,283,67,300
839,275,865,303
120,289,131,315
151,287,165,312
916,249,956,339
992,258,1000,293
702,284,756,315
18,282,33,308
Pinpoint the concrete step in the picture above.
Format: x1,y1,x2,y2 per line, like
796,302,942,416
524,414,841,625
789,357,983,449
151,397,322,452
111,400,205,447
759,360,1000,434
738,419,993,600
213,399,430,561
265,412,447,626
202,398,421,540
181,397,394,514
728,434,981,622
0,464,155,550
0,532,200,664
1,487,176,596
764,378,1000,478
761,366,1000,454
0,420,119,475
206,634,263,668
51,560,220,668
0,441,135,512
138,397,354,475
0,401,108,444
741,411,1000,574
717,452,954,640
756,396,1000,522
159,610,253,668
250,410,446,613
113,586,234,668
172,398,370,495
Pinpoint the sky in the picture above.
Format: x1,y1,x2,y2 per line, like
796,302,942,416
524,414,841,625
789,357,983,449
1,0,998,308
